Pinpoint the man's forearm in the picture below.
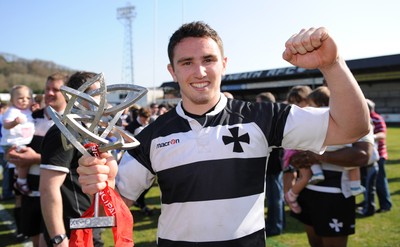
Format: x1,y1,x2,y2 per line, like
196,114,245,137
40,170,68,239
41,189,67,238
314,142,372,167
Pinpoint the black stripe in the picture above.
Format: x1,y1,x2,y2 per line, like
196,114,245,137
316,170,342,188
129,101,291,174
223,100,291,146
157,157,267,204
158,229,265,247
136,100,291,147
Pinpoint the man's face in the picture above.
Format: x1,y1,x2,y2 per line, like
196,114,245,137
44,79,67,112
82,81,101,110
167,37,227,114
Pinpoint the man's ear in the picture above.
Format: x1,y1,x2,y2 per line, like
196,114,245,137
221,57,228,76
167,64,177,82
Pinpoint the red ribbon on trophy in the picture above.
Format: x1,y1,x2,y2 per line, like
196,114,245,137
69,182,134,247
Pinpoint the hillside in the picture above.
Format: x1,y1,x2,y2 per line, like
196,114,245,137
0,52,75,93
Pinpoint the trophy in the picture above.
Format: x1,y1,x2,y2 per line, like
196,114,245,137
46,73,147,229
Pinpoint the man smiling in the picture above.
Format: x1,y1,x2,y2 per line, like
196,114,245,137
77,21,369,246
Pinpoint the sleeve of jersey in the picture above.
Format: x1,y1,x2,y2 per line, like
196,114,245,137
282,105,329,154
40,126,73,172
116,151,155,201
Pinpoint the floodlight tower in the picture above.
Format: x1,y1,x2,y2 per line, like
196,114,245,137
117,3,136,84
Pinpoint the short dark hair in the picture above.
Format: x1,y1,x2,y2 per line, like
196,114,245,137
138,107,151,118
308,86,330,107
167,21,224,66
287,85,312,105
67,71,97,90
256,92,275,103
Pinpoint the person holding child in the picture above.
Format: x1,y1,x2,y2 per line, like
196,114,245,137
285,86,366,214
1,85,35,195
289,86,373,247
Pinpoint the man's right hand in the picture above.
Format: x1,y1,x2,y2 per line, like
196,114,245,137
290,151,320,169
7,146,41,167
77,152,118,195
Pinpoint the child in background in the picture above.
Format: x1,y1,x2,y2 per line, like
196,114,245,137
1,85,35,195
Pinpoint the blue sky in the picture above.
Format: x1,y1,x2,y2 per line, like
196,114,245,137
1,0,399,89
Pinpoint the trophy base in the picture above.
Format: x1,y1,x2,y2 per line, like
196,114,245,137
70,216,116,229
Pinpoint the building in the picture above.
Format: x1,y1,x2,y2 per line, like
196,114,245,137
160,54,400,123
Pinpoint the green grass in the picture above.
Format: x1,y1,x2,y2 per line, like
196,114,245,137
1,128,400,246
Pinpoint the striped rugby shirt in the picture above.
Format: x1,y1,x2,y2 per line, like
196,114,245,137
117,94,329,246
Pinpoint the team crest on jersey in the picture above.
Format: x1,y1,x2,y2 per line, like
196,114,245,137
222,127,250,153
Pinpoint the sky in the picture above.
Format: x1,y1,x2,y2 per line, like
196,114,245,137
1,0,400,89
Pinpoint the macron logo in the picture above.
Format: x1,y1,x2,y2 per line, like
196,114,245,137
156,138,180,148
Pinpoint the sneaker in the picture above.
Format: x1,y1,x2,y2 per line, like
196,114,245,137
309,173,325,184
350,186,365,196
284,191,302,214
14,182,30,196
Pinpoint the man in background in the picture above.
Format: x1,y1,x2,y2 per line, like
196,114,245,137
39,71,104,246
7,72,69,246
367,99,392,213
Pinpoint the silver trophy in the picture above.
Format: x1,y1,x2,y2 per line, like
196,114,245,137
46,73,147,229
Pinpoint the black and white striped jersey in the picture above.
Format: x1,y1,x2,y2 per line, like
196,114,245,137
117,94,329,246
